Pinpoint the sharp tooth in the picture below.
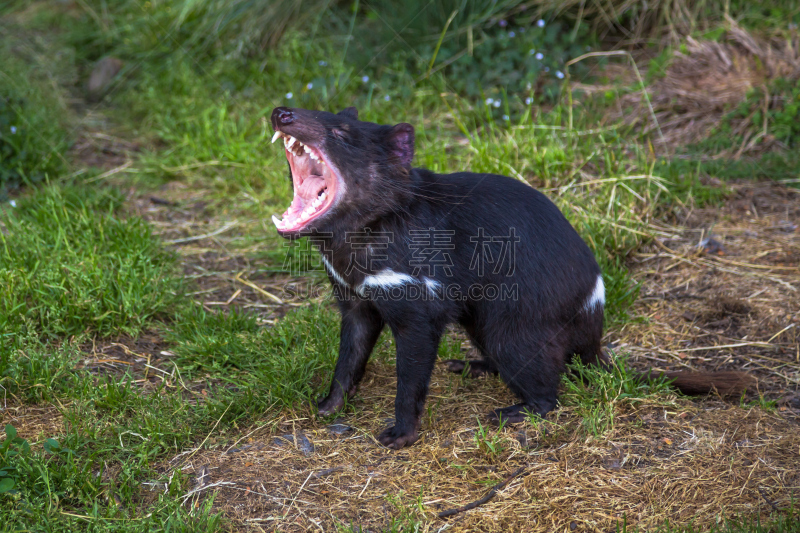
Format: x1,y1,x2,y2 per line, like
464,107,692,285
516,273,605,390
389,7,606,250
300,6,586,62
287,137,296,148
271,131,282,144
303,145,311,153
272,214,282,227
320,192,327,200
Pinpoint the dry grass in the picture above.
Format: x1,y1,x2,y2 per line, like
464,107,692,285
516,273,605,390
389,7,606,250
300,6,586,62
576,20,800,154
165,372,800,532
515,0,732,42
621,181,800,398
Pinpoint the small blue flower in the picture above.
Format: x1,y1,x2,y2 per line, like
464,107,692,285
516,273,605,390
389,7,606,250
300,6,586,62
525,97,533,105
307,82,313,90
555,70,565,79
384,95,391,101
493,100,501,108
10,126,17,134
499,19,508,28
502,114,510,121
9,200,16,207
361,75,369,83
285,92,293,99
319,60,328,66
537,19,545,28
535,52,543,60
529,48,536,55
485,98,494,105
544,66,550,72
508,31,515,38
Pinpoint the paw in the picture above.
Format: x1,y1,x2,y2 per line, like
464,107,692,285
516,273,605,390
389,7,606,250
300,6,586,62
317,394,344,417
376,426,419,449
487,404,533,425
443,359,496,377
442,359,467,373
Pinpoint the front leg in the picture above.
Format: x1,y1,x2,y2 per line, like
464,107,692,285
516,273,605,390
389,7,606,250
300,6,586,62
318,300,384,416
377,319,446,449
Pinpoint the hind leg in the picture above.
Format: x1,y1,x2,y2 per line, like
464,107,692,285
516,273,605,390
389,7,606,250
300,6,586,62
570,306,610,371
488,331,564,425
442,358,499,378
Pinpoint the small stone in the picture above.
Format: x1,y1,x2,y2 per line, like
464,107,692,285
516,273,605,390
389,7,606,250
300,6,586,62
295,432,314,455
327,419,353,435
273,433,314,455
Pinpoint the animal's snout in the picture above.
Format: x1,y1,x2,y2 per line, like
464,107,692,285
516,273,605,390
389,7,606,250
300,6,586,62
272,107,295,128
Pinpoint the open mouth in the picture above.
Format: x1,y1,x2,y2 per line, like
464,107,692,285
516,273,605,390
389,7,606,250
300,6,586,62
271,131,339,234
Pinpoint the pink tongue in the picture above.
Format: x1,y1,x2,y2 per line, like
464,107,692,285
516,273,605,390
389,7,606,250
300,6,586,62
299,175,326,200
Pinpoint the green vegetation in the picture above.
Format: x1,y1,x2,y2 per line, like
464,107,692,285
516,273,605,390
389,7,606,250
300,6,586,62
621,508,799,533
0,36,70,196
0,184,181,340
1,0,797,530
559,354,674,436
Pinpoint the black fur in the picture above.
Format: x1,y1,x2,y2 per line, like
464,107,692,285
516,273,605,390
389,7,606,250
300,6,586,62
270,107,606,449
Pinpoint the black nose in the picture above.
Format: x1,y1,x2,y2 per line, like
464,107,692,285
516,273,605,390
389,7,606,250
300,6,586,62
271,107,294,128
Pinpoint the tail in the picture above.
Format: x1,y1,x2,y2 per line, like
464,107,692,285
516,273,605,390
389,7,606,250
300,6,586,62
593,351,756,398
634,369,756,398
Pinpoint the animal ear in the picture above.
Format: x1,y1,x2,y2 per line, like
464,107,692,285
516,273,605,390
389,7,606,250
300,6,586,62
386,123,415,167
337,106,358,120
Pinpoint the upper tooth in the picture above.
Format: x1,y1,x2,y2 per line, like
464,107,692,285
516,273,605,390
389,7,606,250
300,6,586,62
272,214,282,227
303,145,311,153
287,137,296,148
271,131,282,144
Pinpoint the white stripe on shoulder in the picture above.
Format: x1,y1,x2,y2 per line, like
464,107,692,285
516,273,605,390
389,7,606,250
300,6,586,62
356,269,415,297
584,274,605,311
320,255,350,288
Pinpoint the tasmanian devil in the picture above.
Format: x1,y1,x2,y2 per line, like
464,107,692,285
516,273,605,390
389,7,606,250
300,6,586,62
268,106,753,449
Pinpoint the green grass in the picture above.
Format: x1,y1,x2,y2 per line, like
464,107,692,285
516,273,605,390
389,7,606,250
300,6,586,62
0,30,71,196
558,353,674,436
0,183,182,340
620,508,800,533
165,304,345,409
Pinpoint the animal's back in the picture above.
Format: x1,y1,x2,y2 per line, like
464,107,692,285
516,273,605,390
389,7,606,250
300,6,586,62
412,170,602,319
